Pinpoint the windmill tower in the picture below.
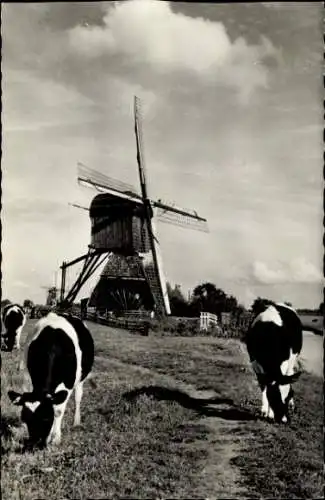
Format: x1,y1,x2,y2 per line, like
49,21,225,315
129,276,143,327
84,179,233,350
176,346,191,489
41,286,58,307
59,96,208,317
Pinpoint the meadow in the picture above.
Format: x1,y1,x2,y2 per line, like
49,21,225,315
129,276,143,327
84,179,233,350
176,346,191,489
1,320,323,499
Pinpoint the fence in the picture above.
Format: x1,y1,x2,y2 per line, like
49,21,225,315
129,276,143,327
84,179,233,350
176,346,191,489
84,309,150,335
200,312,219,331
32,304,253,337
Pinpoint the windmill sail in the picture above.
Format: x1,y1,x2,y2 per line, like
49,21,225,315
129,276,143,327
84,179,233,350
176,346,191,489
74,164,208,231
134,96,171,316
77,162,142,203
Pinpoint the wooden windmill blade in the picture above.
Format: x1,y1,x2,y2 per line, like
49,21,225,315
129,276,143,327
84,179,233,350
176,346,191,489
76,163,208,232
152,199,209,233
133,96,171,316
77,162,143,204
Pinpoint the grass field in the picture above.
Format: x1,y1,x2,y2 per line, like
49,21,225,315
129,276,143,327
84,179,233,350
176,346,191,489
1,320,323,499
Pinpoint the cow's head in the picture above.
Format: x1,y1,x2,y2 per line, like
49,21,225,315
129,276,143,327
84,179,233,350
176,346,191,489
8,389,67,448
266,371,301,423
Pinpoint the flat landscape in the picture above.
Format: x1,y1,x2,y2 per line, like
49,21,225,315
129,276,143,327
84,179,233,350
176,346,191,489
1,320,323,499
299,314,323,335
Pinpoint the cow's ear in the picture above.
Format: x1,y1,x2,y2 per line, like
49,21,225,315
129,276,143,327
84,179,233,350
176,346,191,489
51,390,68,405
279,371,302,385
8,390,24,405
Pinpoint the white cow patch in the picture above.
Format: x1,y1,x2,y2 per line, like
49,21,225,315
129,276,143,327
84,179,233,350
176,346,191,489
6,305,22,316
252,305,283,327
25,401,41,413
48,382,71,446
279,349,298,403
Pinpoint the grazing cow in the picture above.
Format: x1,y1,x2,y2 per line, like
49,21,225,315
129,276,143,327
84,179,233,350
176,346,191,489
1,303,26,351
246,302,303,423
8,312,94,448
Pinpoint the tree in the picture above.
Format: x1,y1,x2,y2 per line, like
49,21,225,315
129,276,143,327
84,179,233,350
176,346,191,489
191,282,227,320
250,297,273,316
167,283,189,317
224,295,238,313
1,299,11,309
23,299,34,309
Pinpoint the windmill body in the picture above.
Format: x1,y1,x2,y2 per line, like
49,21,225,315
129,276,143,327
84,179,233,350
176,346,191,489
89,192,150,254
59,96,208,317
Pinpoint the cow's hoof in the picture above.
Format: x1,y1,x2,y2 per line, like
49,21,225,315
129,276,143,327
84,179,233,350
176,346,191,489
51,438,61,446
261,407,268,419
47,434,61,446
267,409,274,420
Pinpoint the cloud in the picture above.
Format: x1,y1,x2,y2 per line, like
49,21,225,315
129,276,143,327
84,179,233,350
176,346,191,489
68,0,279,104
289,257,323,283
2,69,97,133
252,258,323,285
252,262,287,284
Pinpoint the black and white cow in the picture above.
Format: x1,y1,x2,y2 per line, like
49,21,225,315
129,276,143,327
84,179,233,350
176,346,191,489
8,312,94,448
246,302,303,424
2,303,26,351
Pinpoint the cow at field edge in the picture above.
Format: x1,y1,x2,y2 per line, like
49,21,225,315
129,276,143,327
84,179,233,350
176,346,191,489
1,303,26,351
246,302,303,423
8,312,94,448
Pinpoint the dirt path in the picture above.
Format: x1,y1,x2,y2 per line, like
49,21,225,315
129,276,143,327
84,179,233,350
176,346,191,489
95,353,251,498
193,415,249,499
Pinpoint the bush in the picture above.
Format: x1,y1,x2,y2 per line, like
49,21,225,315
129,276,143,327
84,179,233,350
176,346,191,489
147,316,242,338
148,317,200,336
34,305,52,318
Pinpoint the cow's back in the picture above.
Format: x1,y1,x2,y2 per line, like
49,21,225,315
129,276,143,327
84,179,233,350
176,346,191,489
246,304,302,372
25,313,82,394
27,326,77,394
3,304,25,330
2,303,13,323
60,314,94,382
274,304,302,355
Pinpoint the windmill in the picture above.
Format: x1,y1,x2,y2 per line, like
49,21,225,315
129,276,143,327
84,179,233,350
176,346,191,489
41,286,58,307
59,96,208,316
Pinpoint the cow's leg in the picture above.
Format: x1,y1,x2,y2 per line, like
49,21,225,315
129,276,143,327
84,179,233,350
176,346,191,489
260,388,274,420
15,326,23,350
261,388,268,417
48,393,71,446
266,402,274,420
280,351,297,408
73,381,83,427
255,374,269,418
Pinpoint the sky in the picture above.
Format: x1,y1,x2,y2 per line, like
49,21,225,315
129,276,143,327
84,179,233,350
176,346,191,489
2,0,323,309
